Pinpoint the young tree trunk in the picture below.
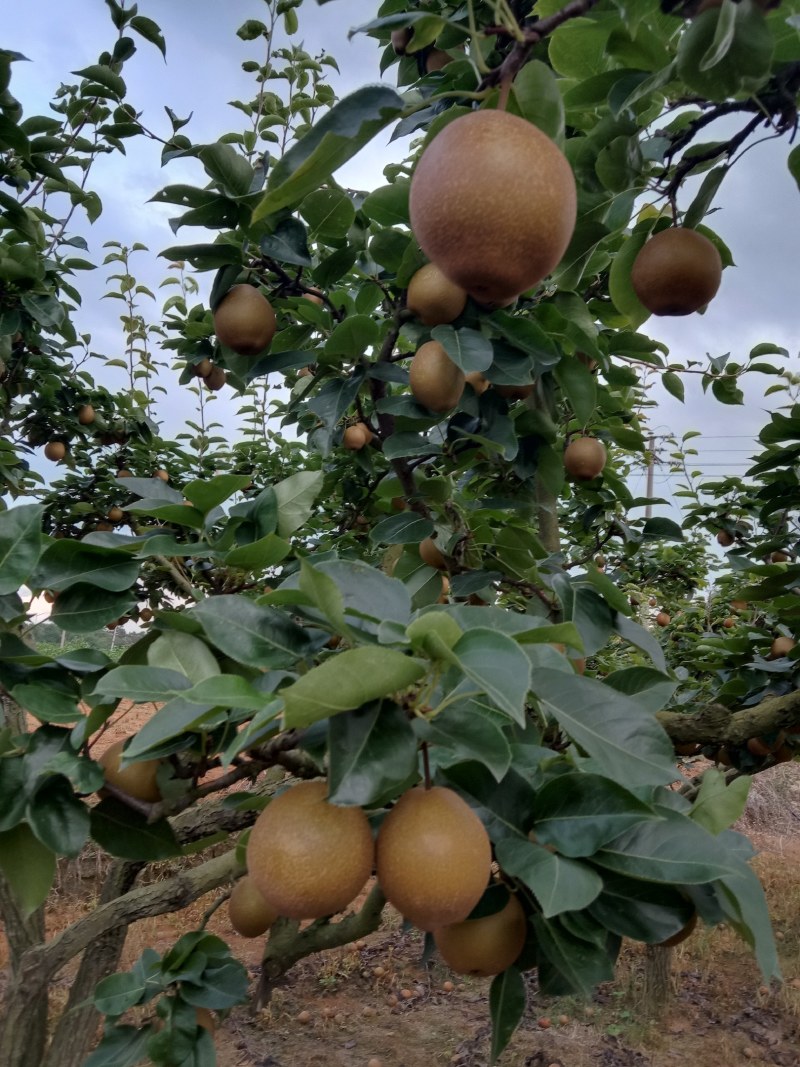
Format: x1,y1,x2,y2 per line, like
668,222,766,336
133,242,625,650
641,943,673,1018
40,861,141,1067
0,875,48,1067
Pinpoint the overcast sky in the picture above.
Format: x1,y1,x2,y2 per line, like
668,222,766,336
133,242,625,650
6,1,799,510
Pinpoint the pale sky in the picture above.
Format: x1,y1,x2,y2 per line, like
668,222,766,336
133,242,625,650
6,1,799,507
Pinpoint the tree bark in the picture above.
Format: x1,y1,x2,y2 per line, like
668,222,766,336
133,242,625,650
256,882,386,1009
657,691,800,746
40,861,141,1067
641,944,673,1018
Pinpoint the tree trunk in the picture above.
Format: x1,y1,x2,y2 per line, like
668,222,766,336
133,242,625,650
40,861,141,1067
641,943,673,1018
0,874,48,1067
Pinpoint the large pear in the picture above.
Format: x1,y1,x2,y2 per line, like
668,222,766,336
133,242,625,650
409,110,577,306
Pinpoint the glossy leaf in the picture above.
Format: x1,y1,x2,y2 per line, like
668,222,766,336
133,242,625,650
496,838,602,917
535,670,677,787
489,967,526,1065
532,773,654,857
0,503,44,595
0,822,56,916
90,799,181,860
273,470,323,537
327,701,418,806
282,647,426,729
193,595,314,668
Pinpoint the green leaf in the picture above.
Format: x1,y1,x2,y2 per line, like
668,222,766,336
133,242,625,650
51,587,136,633
93,666,192,703
223,534,290,570
299,187,355,240
183,474,252,513
496,838,602,917
662,371,685,403
11,684,80,725
582,564,632,617
596,808,738,884
489,967,526,1065
93,972,152,1016
327,701,419,806
0,822,56,915
609,230,650,329
200,142,253,197
509,57,565,140
446,629,531,725
0,504,44,595
325,314,380,357
259,218,312,266
299,559,349,636
90,799,181,860
554,357,596,425
31,541,140,593
676,6,773,101
536,670,677,787
361,181,410,226
83,1025,152,1067
532,913,617,995
589,871,696,944
253,85,405,220
147,632,220,683
690,770,750,835
532,773,654,858
27,775,90,857
414,702,512,782
159,243,242,269
370,513,434,545
72,64,126,97
129,15,167,57
683,165,727,230
282,647,426,729
715,833,780,981
641,516,684,541
193,596,314,668
273,470,323,537
441,762,536,842
430,325,493,374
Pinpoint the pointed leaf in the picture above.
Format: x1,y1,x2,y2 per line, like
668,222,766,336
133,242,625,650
496,838,602,917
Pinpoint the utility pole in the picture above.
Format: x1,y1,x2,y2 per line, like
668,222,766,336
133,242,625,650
645,434,656,519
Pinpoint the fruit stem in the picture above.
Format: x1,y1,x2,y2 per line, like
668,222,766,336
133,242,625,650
421,742,432,789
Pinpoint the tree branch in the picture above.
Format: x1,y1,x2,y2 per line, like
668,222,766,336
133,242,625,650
657,690,800,747
255,881,387,1009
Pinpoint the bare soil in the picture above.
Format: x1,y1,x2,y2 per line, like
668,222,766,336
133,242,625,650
7,708,800,1067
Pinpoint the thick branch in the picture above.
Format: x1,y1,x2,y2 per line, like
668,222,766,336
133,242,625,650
657,691,800,746
256,881,387,1008
17,848,242,987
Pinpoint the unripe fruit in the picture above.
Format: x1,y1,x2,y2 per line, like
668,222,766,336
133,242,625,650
564,437,607,481
465,371,490,396
631,228,722,316
98,737,162,802
44,441,66,462
769,636,796,659
419,536,447,570
716,531,734,547
77,404,95,425
656,611,671,627
204,364,227,391
406,263,467,327
410,110,576,306
434,895,527,977
213,284,277,356
246,780,374,920
228,874,280,937
343,423,371,451
409,341,465,413
376,785,492,930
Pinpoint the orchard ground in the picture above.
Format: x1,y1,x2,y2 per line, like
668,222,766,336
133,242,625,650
4,704,798,1067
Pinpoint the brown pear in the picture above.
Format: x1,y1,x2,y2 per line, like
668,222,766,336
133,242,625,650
409,110,576,306
98,737,162,802
406,263,467,327
564,437,607,481
213,284,277,355
434,895,527,977
228,874,280,937
631,228,722,316
409,341,465,413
